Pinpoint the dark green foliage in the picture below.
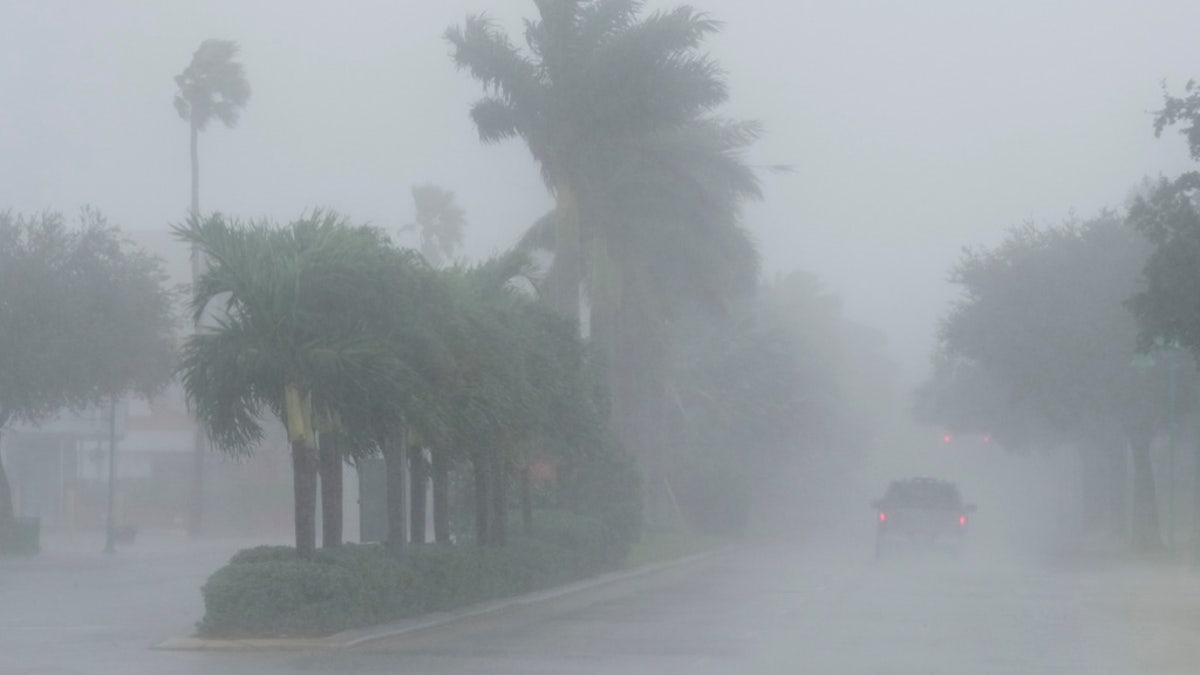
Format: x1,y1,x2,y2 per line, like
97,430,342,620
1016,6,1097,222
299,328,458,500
197,511,626,638
554,440,643,559
1128,173,1200,358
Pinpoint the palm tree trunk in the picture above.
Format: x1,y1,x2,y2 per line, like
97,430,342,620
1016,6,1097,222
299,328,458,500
187,120,206,538
0,413,15,553
1130,433,1164,552
408,444,427,544
432,449,450,544
473,453,490,546
521,463,533,535
190,121,200,217
384,435,407,555
319,431,343,548
490,450,507,546
291,439,318,559
547,180,582,323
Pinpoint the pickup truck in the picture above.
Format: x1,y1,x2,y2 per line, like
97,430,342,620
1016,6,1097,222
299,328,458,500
872,477,975,558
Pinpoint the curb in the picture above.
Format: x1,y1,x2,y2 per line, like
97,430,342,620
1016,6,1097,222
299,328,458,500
152,545,730,652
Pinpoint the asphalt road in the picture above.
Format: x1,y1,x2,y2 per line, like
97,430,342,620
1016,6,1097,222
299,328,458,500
4,533,1199,674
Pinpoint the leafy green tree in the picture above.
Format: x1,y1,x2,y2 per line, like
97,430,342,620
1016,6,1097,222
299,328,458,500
175,211,402,559
935,215,1168,550
0,210,176,551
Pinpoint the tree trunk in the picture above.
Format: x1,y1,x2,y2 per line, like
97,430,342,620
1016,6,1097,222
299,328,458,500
384,435,406,555
1109,443,1129,539
1130,434,1164,552
187,120,205,539
521,463,533,535
291,439,318,559
432,449,450,544
0,419,15,552
474,454,490,546
490,451,507,546
190,121,200,217
187,431,204,537
547,179,582,323
409,445,427,544
319,431,343,548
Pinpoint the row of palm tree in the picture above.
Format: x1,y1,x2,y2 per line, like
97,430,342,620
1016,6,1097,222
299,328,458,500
175,0,770,540
175,211,608,558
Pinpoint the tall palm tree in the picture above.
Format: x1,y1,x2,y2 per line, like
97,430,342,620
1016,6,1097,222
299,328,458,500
174,38,250,536
175,211,401,559
446,1,731,321
175,39,250,219
406,184,467,268
449,3,761,519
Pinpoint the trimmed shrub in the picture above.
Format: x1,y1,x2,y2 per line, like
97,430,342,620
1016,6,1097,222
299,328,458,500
199,543,412,638
198,509,632,638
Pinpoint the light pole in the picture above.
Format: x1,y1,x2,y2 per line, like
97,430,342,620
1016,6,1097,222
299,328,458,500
104,396,118,554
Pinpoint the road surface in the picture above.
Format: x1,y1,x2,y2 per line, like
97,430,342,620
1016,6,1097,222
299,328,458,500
2,532,1199,674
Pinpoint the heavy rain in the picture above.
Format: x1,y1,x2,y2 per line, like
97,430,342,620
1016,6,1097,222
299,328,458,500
3,2,1200,673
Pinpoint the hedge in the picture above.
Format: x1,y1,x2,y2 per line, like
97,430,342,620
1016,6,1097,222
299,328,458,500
198,510,629,638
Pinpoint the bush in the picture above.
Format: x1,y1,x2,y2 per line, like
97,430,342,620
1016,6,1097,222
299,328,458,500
198,509,629,638
199,543,413,638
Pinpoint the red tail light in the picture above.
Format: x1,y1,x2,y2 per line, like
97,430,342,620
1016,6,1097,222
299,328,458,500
958,515,967,525
878,512,887,522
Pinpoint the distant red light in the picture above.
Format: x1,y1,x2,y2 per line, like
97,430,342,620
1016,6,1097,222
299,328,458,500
983,435,991,444
943,435,952,443
879,512,887,522
959,515,967,525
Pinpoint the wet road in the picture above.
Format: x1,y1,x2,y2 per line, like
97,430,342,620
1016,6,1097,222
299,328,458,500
3,534,1198,674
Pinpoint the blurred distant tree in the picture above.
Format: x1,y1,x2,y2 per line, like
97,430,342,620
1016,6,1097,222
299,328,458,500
932,214,1170,551
174,39,251,219
405,184,466,269
0,210,176,553
174,38,250,536
662,271,897,535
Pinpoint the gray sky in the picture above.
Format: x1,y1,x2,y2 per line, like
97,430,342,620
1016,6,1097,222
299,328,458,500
3,0,1199,382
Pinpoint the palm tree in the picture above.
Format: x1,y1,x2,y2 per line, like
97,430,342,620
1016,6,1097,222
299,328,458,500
449,4,761,522
175,211,401,559
406,184,467,268
174,38,250,536
446,1,731,322
174,39,251,218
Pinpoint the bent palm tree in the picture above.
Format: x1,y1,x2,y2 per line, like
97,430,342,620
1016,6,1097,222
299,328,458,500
175,39,250,218
446,1,731,321
174,38,250,536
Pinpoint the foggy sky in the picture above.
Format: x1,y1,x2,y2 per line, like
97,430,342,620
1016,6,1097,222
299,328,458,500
3,0,1199,382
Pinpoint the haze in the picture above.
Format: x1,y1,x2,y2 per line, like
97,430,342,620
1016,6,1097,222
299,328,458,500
5,2,1200,673
3,1,1197,379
